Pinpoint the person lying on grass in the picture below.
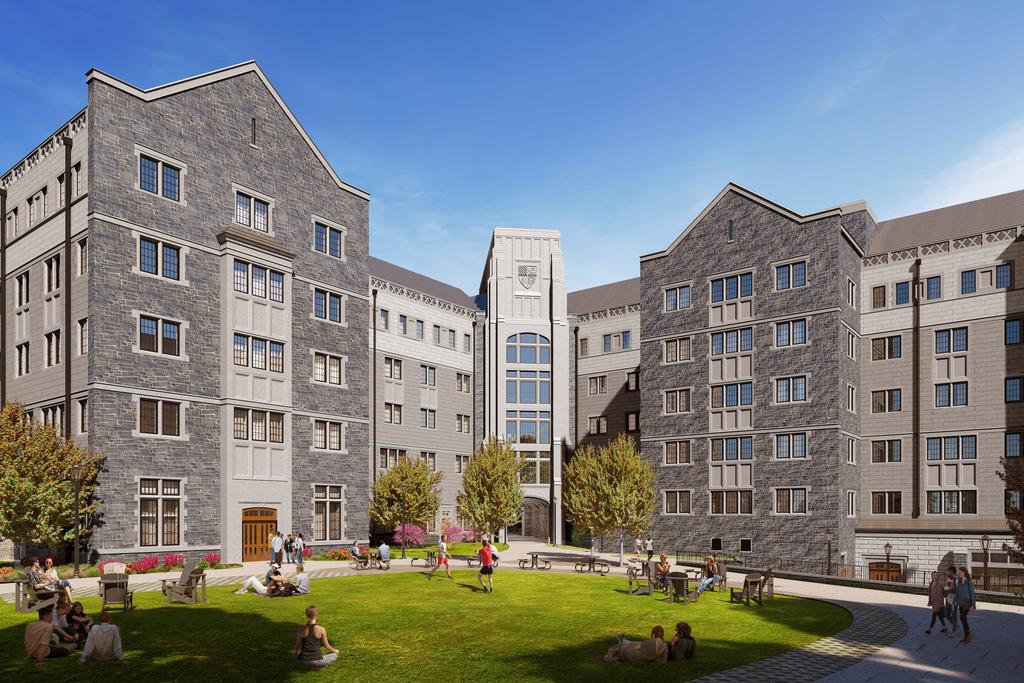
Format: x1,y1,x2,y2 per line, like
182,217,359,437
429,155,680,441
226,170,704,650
603,625,668,663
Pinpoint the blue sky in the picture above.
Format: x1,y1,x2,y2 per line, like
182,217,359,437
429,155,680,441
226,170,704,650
3,1,1024,293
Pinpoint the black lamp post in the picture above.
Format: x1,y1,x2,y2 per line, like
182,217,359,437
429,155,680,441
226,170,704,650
70,462,83,578
884,541,892,564
980,534,991,591
824,530,833,576
400,481,407,560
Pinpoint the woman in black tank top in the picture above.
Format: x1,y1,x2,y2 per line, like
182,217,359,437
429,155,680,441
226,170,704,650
294,606,340,669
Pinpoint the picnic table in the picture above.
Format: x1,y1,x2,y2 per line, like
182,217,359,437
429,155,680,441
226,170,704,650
517,551,609,574
410,551,437,568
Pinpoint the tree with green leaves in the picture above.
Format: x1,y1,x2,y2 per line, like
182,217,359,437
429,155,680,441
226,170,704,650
562,445,611,553
601,434,656,565
369,456,443,530
457,437,524,538
998,455,1024,579
563,434,655,564
0,403,103,547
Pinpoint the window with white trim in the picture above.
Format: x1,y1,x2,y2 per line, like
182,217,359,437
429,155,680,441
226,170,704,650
138,236,180,281
379,448,406,469
139,316,181,356
871,439,902,463
384,403,402,425
588,416,608,435
77,238,87,275
926,490,977,515
139,478,181,546
871,389,902,413
664,440,691,465
871,335,901,360
871,491,902,514
313,420,345,451
314,352,345,386
776,319,806,347
664,490,691,514
846,385,856,413
847,437,857,464
235,191,271,232
420,409,436,429
664,337,691,363
456,414,471,433
139,155,181,201
775,433,807,459
313,288,344,323
15,273,29,307
775,487,808,514
775,260,807,290
626,412,639,432
664,388,691,414
45,255,60,293
420,451,437,471
588,376,607,395
313,485,344,541
313,221,345,259
233,259,285,302
233,408,285,443
78,318,88,355
15,343,29,376
664,285,691,311
846,491,856,517
139,399,180,436
775,376,806,403
42,404,64,431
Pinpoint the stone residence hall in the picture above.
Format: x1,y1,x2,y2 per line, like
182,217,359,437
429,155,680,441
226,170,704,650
1,63,1021,590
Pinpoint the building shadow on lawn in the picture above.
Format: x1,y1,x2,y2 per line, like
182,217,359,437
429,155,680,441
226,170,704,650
0,603,320,681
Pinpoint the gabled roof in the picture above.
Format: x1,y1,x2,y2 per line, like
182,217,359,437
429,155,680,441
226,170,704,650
870,188,1024,255
568,277,641,315
641,182,875,262
86,61,369,200
369,256,477,309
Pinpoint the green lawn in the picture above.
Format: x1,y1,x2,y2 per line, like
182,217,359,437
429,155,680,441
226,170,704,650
382,541,509,559
0,571,850,681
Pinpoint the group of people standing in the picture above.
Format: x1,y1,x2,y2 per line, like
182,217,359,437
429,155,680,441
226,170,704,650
926,566,978,642
269,531,306,566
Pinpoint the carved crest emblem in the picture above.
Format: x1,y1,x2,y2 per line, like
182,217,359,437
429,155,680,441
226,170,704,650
518,264,538,289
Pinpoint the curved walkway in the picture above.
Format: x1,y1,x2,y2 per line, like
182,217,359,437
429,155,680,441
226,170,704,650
698,600,907,682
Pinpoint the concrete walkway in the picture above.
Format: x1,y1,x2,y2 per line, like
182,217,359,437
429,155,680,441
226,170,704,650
3,541,1022,682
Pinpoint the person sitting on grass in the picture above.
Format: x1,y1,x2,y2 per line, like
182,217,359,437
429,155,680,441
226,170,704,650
656,554,671,591
291,565,311,595
79,610,125,665
68,602,93,638
669,622,696,660
603,625,669,663
52,603,78,647
25,609,75,667
294,605,339,669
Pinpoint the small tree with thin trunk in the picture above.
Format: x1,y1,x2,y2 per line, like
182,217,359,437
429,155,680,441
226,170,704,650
562,445,612,554
369,456,442,531
457,437,524,540
0,403,103,547
599,434,656,566
998,455,1024,582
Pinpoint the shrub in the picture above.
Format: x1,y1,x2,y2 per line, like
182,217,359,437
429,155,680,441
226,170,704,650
203,552,221,566
128,555,160,573
301,546,313,559
162,553,185,568
442,524,464,544
323,549,352,561
393,524,426,547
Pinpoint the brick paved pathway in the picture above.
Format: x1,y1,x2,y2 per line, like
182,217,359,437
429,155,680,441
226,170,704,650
698,600,907,682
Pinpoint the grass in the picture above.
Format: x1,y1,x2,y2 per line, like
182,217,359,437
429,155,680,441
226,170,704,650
0,571,850,681
310,542,510,562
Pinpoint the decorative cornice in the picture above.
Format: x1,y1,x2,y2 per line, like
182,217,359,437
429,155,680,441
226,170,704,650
1,108,87,188
863,225,1023,268
575,302,641,323
370,276,477,318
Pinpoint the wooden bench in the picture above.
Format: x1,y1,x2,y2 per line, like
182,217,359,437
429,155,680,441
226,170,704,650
730,572,770,606
14,580,59,614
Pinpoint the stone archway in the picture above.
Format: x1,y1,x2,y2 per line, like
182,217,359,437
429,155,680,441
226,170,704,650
517,497,549,540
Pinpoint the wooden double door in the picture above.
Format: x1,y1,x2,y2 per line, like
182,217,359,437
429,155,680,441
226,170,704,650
242,508,277,562
869,561,902,582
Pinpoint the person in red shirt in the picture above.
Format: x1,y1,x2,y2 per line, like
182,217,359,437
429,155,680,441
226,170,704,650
477,539,495,593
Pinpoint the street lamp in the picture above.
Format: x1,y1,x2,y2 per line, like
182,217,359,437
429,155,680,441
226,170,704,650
400,481,407,560
980,534,991,591
70,462,83,578
884,541,892,564
824,530,833,576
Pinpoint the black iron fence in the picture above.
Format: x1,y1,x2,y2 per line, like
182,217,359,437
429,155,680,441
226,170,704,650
674,549,1024,595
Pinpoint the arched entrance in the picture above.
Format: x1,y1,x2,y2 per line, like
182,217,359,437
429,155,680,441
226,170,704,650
242,508,277,562
508,497,549,540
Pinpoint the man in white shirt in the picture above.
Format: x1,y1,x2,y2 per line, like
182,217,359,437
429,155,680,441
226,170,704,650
78,611,125,665
271,532,284,565
377,541,391,561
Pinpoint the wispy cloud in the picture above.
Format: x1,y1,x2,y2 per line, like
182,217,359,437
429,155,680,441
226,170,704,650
894,119,1024,216
816,58,886,113
0,60,80,107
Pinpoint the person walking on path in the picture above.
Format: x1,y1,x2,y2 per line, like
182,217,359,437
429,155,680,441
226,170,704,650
645,537,654,561
634,537,643,561
955,566,977,643
944,567,959,634
428,534,453,580
477,539,495,593
293,605,339,669
925,572,948,634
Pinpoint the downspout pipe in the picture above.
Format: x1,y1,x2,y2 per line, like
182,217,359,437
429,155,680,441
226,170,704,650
63,138,73,439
